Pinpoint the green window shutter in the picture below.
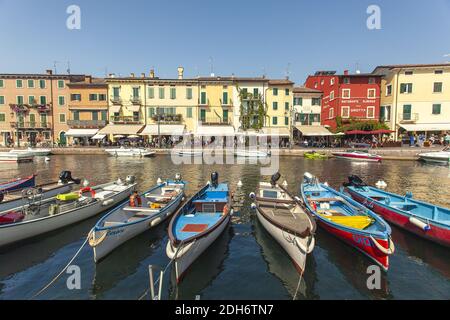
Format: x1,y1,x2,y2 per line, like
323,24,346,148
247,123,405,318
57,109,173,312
0,80,4,87
400,84,406,93
59,96,65,105
273,88,278,96
159,87,165,99
272,117,278,125
432,104,441,114
223,110,229,122
40,96,46,104
58,80,64,88
187,107,192,118
285,89,290,96
223,92,228,104
29,114,36,123
186,88,192,99
29,96,35,104
16,80,23,88
200,109,206,121
92,111,99,120
148,87,154,99
285,102,289,110
285,117,289,125
273,102,278,110
28,79,34,88
148,107,154,117
74,111,80,121
0,113,5,122
253,88,258,96
170,88,176,99
39,80,45,88
17,96,24,104
101,111,107,120
434,82,442,93
40,114,47,124
201,92,207,104
0,96,4,104
60,114,66,123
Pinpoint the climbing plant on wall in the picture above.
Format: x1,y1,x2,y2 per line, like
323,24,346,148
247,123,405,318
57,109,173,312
236,85,267,130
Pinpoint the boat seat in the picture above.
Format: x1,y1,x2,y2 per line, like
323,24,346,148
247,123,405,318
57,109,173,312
123,206,160,213
103,221,125,227
320,214,374,230
390,202,418,210
311,197,342,202
103,184,128,192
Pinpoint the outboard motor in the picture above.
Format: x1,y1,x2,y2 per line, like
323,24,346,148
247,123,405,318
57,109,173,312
303,172,314,184
344,175,367,188
211,172,219,188
126,175,136,184
270,172,281,187
59,171,81,185
175,173,182,182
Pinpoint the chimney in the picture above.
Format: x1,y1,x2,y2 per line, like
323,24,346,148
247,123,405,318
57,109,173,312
108,73,115,78
85,75,92,83
141,73,145,78
344,70,349,75
130,73,135,78
46,69,53,75
149,69,155,78
177,66,184,79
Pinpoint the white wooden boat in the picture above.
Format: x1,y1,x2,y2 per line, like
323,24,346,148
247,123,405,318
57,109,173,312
418,147,450,165
252,173,316,274
89,176,186,262
175,149,203,157
0,176,137,247
332,150,382,162
105,147,155,157
0,151,34,163
11,148,51,156
166,172,232,283
0,171,79,212
235,149,271,158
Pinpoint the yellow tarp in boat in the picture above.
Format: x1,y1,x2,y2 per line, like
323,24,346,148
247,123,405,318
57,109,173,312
319,214,373,230
56,192,80,201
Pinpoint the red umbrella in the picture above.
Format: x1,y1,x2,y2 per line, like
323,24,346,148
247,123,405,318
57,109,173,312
370,129,394,135
345,130,372,135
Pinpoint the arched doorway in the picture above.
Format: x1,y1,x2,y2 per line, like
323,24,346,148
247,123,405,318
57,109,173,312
59,131,67,146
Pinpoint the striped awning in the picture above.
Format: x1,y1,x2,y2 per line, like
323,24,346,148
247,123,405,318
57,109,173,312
140,124,185,136
399,123,450,132
109,105,121,113
98,124,144,135
295,125,334,136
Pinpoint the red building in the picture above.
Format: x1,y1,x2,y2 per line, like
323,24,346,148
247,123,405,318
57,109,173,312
304,71,382,130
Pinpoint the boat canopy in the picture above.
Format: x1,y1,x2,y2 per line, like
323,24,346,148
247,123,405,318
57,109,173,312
140,124,185,136
399,123,450,132
65,129,99,137
295,125,334,136
195,125,235,136
98,124,144,135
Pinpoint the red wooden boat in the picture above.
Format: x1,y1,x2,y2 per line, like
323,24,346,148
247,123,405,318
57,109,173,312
0,175,36,194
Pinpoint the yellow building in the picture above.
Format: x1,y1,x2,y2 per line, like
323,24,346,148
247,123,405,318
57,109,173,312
265,79,294,140
374,63,450,140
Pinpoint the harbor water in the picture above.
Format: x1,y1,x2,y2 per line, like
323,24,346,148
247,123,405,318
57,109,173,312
0,155,449,300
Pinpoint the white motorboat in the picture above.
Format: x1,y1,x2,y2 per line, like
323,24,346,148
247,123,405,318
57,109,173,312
0,176,137,247
0,150,34,163
89,176,186,262
0,171,79,212
234,149,271,158
332,150,382,162
175,149,203,157
418,147,450,165
105,147,155,157
166,172,232,283
252,173,316,274
10,148,51,156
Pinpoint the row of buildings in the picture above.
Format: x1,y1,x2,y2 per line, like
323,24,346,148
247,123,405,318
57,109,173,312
0,63,449,146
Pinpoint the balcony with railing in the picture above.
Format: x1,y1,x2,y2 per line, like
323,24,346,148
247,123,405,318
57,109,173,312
110,95,122,105
11,121,52,129
151,114,183,124
199,116,232,126
398,113,419,123
130,96,142,105
220,98,233,106
110,115,143,124
67,120,107,128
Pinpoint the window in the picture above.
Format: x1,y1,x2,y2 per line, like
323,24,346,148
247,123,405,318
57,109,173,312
170,87,176,99
330,78,335,85
405,71,413,75
99,94,106,101
285,117,289,125
112,87,120,97
40,114,47,125
200,92,207,105
341,106,350,118
71,94,81,101
329,108,334,119
367,88,376,98
294,97,303,106
58,96,65,106
380,106,391,121
200,109,206,121
285,102,289,110
0,113,5,122
0,79,4,88
40,96,47,105
435,70,443,75
314,82,318,88
312,98,321,106
368,78,376,84
367,106,375,118
73,111,80,121
92,111,99,121
58,80,65,89
433,82,443,93
330,91,335,100
29,114,36,125
17,96,24,104
148,87,154,99
223,110,229,122
132,87,140,98
59,114,66,123
273,88,278,96
432,104,441,115
272,117,278,125
400,83,413,94
386,85,392,96
342,89,351,98
39,79,46,89
16,79,23,88
253,88,259,96
187,107,192,118
273,102,278,110
89,94,98,101
343,78,350,84
159,87,165,99
148,107,155,117
402,105,412,120
101,111,107,121
186,87,192,100
27,79,35,88
0,96,4,105
285,88,290,96
222,92,228,105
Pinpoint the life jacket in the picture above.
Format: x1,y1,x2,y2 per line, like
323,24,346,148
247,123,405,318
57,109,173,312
129,194,142,207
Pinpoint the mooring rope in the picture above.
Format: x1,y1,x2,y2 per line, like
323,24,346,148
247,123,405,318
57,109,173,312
31,229,92,299
292,267,305,300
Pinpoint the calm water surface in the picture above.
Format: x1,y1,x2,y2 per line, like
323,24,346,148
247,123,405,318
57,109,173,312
0,155,449,300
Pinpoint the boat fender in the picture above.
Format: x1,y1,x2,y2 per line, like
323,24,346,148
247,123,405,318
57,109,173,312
223,204,229,216
150,217,162,227
88,230,107,247
249,192,256,199
102,198,114,206
409,216,431,231
294,237,315,254
230,209,234,216
250,203,256,210
79,187,95,198
370,235,395,255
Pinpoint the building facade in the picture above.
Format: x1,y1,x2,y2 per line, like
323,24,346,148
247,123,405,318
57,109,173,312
373,63,450,139
304,71,382,130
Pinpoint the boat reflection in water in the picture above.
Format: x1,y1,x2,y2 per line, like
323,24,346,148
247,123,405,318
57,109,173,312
253,216,318,299
168,226,232,300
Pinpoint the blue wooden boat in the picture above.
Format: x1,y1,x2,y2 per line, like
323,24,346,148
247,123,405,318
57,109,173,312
344,175,450,247
166,172,232,283
0,174,36,195
301,173,394,271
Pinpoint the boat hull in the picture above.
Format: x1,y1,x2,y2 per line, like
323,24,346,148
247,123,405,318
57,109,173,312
235,150,270,158
167,215,230,283
256,208,308,274
0,184,135,247
0,175,36,193
0,152,34,163
332,152,381,162
105,149,155,157
347,189,450,247
92,193,183,262
418,154,450,165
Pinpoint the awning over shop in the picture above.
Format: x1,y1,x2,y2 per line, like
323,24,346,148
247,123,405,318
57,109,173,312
109,105,121,113
127,105,141,112
195,126,235,136
295,125,334,136
92,133,106,140
98,124,144,135
399,123,450,132
259,127,290,137
64,129,99,137
140,124,185,136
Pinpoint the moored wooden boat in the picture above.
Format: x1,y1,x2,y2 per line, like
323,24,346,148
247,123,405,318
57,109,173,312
0,176,137,247
166,172,232,283
0,175,36,194
332,150,382,162
235,149,271,158
252,173,316,274
89,175,186,262
344,175,450,247
0,171,79,212
105,147,155,157
301,173,394,271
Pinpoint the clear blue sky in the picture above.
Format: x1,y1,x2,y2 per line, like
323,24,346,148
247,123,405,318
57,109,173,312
1,0,449,84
